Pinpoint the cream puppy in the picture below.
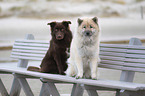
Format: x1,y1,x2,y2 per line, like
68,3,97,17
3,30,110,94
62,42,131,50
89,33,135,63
66,17,100,79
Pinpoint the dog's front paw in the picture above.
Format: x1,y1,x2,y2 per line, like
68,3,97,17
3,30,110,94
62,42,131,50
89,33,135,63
91,73,98,80
75,74,83,79
75,75,82,79
92,77,97,80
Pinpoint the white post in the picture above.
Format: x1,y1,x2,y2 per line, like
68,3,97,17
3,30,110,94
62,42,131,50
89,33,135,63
17,34,35,68
141,6,144,20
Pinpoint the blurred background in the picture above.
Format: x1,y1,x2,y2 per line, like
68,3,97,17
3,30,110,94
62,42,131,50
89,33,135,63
0,0,145,96
1,0,145,61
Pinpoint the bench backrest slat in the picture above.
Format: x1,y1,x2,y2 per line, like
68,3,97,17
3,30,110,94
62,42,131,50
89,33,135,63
12,55,43,61
11,38,145,73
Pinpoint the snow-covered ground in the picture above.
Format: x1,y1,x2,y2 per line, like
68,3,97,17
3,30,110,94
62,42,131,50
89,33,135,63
0,17,145,43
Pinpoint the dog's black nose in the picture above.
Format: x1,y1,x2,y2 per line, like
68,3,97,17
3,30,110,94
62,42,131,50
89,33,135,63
85,30,92,36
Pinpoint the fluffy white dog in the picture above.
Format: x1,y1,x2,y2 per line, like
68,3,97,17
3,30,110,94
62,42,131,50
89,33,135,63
66,17,100,79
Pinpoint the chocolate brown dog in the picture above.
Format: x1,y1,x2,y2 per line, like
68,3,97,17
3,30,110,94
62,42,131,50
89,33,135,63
27,21,72,75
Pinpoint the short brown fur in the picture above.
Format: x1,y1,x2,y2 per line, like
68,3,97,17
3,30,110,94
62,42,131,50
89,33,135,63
27,21,72,75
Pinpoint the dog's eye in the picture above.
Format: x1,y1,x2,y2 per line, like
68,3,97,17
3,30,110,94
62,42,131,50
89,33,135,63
90,25,93,28
83,26,86,29
61,29,64,31
55,29,58,31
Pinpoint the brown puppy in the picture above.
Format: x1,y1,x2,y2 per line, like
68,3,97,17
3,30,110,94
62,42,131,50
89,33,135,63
27,21,72,75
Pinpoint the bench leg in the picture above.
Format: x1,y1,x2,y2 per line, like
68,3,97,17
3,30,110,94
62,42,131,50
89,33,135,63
71,84,84,96
0,78,9,96
10,77,21,96
39,83,51,96
84,85,99,96
43,82,60,96
120,90,145,96
17,77,34,96
13,74,34,96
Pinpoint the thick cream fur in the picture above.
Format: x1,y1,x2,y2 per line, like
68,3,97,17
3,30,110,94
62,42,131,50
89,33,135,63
66,17,100,79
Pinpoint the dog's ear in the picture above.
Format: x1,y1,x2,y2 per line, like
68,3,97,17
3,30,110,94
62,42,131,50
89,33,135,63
47,22,56,28
92,17,98,24
62,21,71,28
78,18,83,26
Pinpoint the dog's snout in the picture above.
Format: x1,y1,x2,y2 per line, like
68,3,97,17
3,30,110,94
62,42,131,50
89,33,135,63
57,35,62,38
56,32,64,40
85,30,92,36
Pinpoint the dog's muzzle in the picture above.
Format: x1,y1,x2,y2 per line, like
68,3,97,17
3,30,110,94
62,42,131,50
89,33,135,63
84,30,92,36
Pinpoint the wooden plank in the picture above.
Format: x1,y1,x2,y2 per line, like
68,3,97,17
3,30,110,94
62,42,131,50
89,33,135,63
100,51,126,57
100,56,125,61
15,40,49,44
1,65,145,91
12,49,47,54
100,47,127,53
127,45,145,50
122,67,145,73
11,55,43,61
11,52,45,58
13,46,48,51
100,60,124,66
100,44,128,48
123,62,145,68
127,50,145,54
126,54,145,59
14,42,49,48
98,64,123,70
0,79,9,96
124,58,145,63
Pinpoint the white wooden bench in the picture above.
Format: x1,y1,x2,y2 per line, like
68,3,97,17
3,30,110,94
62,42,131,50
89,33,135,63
0,34,145,96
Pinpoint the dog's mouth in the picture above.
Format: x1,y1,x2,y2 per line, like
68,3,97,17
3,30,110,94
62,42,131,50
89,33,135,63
56,35,64,40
